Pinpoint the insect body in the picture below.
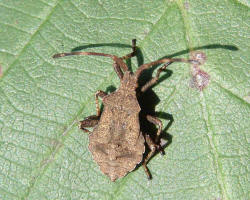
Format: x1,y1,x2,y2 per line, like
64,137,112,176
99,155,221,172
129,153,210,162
53,39,197,181
89,77,145,181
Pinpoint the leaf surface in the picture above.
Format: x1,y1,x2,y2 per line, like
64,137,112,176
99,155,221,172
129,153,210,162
0,0,249,199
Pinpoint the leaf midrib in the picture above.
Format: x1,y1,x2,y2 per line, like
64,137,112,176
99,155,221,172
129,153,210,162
176,1,228,199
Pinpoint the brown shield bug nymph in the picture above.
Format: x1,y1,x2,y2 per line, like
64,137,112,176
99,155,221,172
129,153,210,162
53,39,197,181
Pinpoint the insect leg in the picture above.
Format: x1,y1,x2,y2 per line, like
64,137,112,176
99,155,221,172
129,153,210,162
141,62,172,92
146,115,162,143
79,90,107,133
142,134,159,179
95,90,107,116
79,115,99,133
121,39,137,60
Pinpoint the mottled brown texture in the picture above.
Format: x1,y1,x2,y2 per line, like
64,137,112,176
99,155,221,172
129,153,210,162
89,83,145,181
53,39,197,181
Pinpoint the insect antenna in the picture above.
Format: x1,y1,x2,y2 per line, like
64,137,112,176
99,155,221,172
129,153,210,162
52,51,114,59
135,57,199,78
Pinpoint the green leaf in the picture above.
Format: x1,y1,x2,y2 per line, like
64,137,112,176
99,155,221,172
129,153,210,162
0,0,249,199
